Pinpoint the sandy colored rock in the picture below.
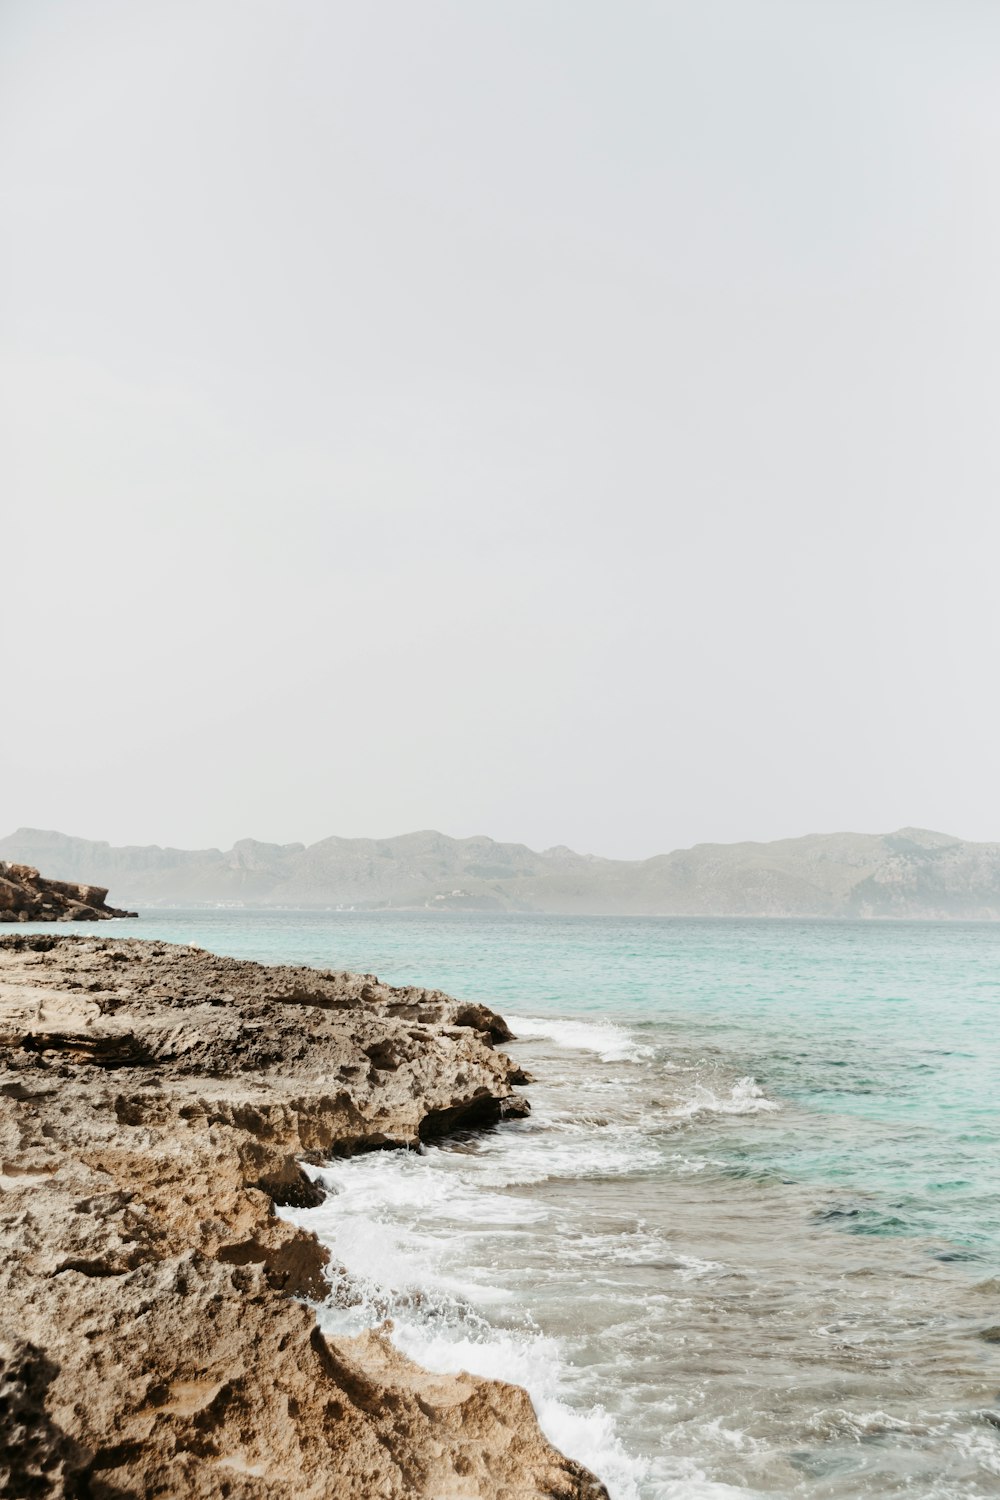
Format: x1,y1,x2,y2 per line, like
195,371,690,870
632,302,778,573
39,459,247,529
0,933,607,1499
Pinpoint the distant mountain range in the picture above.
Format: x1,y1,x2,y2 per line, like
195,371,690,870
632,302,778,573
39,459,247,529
3,825,1000,918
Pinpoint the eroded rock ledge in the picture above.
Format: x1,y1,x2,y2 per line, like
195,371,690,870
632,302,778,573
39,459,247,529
0,934,607,1499
0,863,137,923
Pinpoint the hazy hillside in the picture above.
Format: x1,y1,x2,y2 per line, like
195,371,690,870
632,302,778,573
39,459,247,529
3,826,1000,918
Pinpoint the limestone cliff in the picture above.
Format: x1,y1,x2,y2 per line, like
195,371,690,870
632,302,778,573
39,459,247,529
0,862,137,922
0,934,606,1499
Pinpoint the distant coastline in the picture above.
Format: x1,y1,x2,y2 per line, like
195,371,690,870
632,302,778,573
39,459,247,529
3,825,1000,920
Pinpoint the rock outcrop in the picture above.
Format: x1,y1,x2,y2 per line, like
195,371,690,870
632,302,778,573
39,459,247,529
0,934,606,1499
0,862,137,922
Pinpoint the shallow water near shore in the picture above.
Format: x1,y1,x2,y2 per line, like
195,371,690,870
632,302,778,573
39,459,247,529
35,911,1000,1496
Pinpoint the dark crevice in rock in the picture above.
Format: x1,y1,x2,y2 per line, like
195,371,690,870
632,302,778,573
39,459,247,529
309,1328,384,1416
364,1040,402,1072
84,1441,147,1474
21,1036,152,1069
0,1341,105,1499
255,1165,325,1210
419,1092,507,1141
53,1259,129,1279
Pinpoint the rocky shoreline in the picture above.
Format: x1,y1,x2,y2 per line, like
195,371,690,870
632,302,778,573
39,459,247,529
0,863,137,923
0,933,608,1498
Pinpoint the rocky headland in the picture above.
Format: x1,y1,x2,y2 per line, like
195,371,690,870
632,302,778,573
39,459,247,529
0,933,607,1499
0,862,137,923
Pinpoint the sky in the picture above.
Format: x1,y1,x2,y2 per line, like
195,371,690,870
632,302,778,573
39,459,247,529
2,0,999,859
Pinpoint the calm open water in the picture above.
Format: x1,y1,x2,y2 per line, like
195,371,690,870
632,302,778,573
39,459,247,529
35,911,1000,1497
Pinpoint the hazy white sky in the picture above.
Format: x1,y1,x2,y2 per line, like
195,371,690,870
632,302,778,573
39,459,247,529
2,1,999,858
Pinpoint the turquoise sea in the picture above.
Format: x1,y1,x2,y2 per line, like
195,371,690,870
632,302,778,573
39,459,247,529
45,912,1000,1497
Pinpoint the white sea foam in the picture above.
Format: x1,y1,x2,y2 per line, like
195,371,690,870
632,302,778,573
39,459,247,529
283,1017,783,1500
284,1079,784,1500
507,1014,652,1063
390,1318,650,1500
667,1075,781,1119
672,1251,728,1281
456,1099,665,1187
644,1465,767,1499
288,1145,655,1499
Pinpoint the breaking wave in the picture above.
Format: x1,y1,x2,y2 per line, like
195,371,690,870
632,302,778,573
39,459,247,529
666,1076,782,1118
506,1014,652,1063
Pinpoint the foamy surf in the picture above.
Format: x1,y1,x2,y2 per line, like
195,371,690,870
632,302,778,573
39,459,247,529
278,1027,785,1500
285,1149,652,1499
507,1014,652,1063
666,1076,781,1118
277,1021,790,1497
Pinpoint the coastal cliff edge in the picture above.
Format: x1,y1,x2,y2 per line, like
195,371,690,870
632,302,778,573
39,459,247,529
0,933,608,1499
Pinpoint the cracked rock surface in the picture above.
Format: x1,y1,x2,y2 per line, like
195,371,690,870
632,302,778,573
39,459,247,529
0,933,607,1500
